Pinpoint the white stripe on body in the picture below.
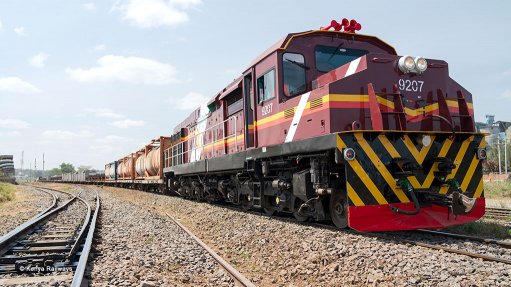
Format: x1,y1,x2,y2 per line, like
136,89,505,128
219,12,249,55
284,92,311,143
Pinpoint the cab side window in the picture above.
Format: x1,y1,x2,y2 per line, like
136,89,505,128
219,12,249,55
257,69,275,103
283,53,307,97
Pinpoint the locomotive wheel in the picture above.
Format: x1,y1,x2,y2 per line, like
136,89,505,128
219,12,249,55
329,190,348,229
293,198,309,222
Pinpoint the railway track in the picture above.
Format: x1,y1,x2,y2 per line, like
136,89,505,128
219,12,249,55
210,202,511,265
0,186,100,286
485,207,511,221
166,213,256,287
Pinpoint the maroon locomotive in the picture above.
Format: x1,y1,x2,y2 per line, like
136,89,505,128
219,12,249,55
116,20,487,232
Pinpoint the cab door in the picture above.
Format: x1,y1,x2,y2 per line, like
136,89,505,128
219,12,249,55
254,67,279,147
243,70,256,148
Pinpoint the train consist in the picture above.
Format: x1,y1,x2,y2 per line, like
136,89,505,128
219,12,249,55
58,20,487,232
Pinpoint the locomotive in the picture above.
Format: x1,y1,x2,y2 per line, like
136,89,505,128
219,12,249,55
95,20,487,232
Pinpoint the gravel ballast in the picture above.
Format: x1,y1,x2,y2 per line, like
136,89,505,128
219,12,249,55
87,186,234,287
0,185,53,237
91,185,510,287
38,184,510,287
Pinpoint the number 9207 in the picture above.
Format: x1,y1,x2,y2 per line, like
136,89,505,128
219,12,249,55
398,79,424,92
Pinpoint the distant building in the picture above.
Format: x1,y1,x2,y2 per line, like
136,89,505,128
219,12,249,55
476,115,510,146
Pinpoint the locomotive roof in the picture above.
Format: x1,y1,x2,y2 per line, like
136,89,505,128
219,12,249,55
247,30,397,69
205,30,397,117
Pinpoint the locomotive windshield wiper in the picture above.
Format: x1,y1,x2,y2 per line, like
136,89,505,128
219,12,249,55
327,42,345,62
285,59,310,70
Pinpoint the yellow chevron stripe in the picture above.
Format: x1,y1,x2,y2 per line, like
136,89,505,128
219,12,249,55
474,178,484,198
347,182,365,206
440,135,475,194
378,135,401,158
460,138,486,192
419,137,454,188
402,135,435,165
337,136,388,205
355,134,409,203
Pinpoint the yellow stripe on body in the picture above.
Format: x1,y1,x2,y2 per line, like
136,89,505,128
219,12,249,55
460,138,486,192
327,94,369,102
347,182,365,206
439,136,475,194
337,136,388,205
252,93,474,129
355,134,409,203
474,178,484,198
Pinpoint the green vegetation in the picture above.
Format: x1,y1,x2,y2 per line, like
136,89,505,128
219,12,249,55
484,180,511,199
47,163,76,177
0,182,15,203
445,220,511,239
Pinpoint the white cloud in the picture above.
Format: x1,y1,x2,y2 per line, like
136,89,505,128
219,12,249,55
500,90,511,101
170,92,209,111
0,131,21,137
95,135,132,144
0,77,41,93
42,130,93,140
113,0,201,28
90,135,133,152
28,52,49,68
109,119,145,128
0,119,30,129
66,55,178,85
92,44,106,52
14,26,25,36
83,3,96,11
0,19,3,30
83,108,125,119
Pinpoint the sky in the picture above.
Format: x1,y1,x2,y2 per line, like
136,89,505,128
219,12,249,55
0,0,510,171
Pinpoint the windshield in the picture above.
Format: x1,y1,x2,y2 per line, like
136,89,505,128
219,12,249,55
283,53,307,97
315,45,368,73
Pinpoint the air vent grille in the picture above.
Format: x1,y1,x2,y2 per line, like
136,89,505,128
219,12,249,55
310,98,323,110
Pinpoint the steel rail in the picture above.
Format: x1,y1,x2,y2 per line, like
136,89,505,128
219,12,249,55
0,195,78,254
71,189,100,287
0,188,57,242
399,238,511,264
67,193,92,259
166,213,256,287
417,229,511,249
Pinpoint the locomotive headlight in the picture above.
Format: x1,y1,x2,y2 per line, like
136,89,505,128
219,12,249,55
476,148,487,160
398,55,416,73
414,57,428,73
416,134,432,147
343,148,356,161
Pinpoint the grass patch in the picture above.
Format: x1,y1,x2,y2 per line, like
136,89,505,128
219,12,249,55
0,182,16,203
484,180,511,199
445,220,511,239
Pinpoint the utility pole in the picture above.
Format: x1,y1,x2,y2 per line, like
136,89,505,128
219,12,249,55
505,137,508,175
498,137,502,174
43,153,45,179
29,162,32,182
20,151,24,177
